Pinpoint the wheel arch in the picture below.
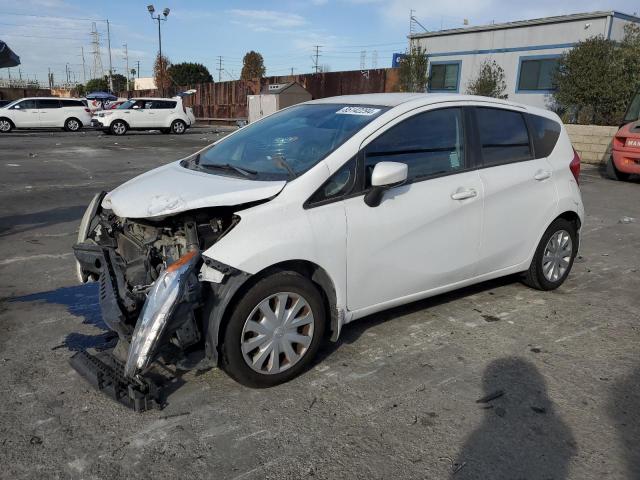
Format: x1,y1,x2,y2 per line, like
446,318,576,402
525,209,582,270
64,116,82,128
0,116,16,129
205,259,339,365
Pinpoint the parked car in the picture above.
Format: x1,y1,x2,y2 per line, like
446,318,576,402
0,99,11,108
72,93,583,407
91,97,196,135
608,120,640,180
0,97,91,133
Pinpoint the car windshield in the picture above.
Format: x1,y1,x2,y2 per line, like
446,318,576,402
193,103,388,180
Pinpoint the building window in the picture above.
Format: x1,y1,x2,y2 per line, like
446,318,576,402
517,56,560,92
428,61,461,92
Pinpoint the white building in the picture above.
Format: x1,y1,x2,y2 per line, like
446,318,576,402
409,11,640,109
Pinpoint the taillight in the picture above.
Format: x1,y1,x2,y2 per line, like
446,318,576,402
84,108,91,113
570,148,581,184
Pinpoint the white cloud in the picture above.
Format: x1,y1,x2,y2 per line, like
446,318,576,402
228,9,307,29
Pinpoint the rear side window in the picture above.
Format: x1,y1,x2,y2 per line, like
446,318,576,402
151,101,177,109
38,99,62,109
364,108,466,185
527,114,561,158
61,99,85,107
476,108,532,166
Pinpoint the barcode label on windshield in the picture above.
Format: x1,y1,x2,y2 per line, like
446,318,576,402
336,106,381,116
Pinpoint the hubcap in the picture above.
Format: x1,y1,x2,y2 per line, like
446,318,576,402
0,120,10,132
241,292,314,375
174,122,184,133
542,230,572,282
114,123,125,134
68,120,79,130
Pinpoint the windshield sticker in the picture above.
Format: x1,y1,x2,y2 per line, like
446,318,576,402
336,106,381,116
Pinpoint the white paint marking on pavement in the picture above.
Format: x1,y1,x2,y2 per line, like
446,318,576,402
0,253,72,266
554,325,600,343
7,163,20,167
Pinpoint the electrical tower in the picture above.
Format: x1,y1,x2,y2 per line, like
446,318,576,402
360,50,366,69
217,56,223,82
312,46,322,73
372,50,378,69
90,23,104,79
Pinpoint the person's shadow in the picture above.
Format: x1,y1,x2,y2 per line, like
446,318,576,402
453,357,577,479
609,365,640,479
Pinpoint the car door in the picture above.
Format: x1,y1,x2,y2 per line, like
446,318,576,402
472,106,558,274
343,106,483,312
151,100,174,127
8,99,39,127
37,98,63,127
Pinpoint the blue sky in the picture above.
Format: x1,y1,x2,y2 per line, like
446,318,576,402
1,0,639,85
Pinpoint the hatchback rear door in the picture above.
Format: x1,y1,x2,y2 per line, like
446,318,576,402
472,106,558,275
343,106,483,312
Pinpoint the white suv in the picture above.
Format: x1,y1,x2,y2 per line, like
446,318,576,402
0,97,91,133
72,94,583,400
92,97,196,135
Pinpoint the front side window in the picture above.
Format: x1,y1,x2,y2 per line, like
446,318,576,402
12,99,37,109
306,157,357,206
364,108,465,186
194,104,387,181
518,57,559,91
476,107,532,166
38,99,61,109
429,62,460,92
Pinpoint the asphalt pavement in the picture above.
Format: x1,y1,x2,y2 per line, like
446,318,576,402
0,127,639,479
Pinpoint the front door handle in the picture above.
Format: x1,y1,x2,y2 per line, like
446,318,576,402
451,188,478,200
534,170,552,181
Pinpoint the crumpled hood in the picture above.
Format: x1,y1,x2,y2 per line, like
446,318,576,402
102,161,286,218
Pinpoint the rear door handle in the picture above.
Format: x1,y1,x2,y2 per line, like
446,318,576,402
534,170,552,181
451,188,478,200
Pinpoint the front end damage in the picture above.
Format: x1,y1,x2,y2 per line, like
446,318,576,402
71,191,247,411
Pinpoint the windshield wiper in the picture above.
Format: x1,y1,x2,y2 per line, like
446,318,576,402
269,154,297,179
201,162,257,178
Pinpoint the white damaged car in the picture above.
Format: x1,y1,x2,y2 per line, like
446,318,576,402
72,93,584,409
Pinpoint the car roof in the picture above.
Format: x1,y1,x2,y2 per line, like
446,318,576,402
306,92,528,109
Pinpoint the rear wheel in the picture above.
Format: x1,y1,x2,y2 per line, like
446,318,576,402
522,218,577,291
606,156,631,181
64,117,81,132
0,118,13,133
110,120,127,136
170,119,186,134
221,271,326,387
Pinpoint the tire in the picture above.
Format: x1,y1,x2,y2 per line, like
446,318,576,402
110,120,128,136
522,218,578,291
170,119,186,134
606,156,631,181
221,271,326,387
0,117,13,133
64,117,81,132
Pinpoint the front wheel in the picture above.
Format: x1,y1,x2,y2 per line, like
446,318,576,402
606,156,631,181
0,118,13,133
110,120,128,136
221,271,326,387
170,119,186,134
64,117,81,132
522,218,578,291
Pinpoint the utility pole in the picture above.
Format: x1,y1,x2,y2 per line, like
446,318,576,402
312,45,322,73
123,43,130,90
217,56,223,82
106,19,113,92
81,46,87,83
291,67,294,76
147,5,170,96
136,60,140,78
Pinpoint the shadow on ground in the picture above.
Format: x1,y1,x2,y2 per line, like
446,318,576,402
9,282,117,351
452,357,577,479
609,365,640,479
0,205,87,237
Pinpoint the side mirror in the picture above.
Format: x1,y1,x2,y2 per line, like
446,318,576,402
364,161,408,207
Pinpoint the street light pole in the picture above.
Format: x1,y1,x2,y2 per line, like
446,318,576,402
147,5,170,96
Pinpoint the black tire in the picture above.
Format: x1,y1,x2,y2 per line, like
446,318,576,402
64,117,81,132
522,218,578,291
0,117,13,133
170,119,187,134
221,271,326,387
606,156,631,181
110,120,128,136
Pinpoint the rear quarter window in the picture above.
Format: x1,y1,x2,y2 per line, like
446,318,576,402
527,114,561,158
61,99,85,107
151,101,177,109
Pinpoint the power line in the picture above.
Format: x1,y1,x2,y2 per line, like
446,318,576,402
3,11,105,21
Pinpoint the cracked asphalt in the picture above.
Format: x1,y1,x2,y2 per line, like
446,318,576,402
0,127,639,479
